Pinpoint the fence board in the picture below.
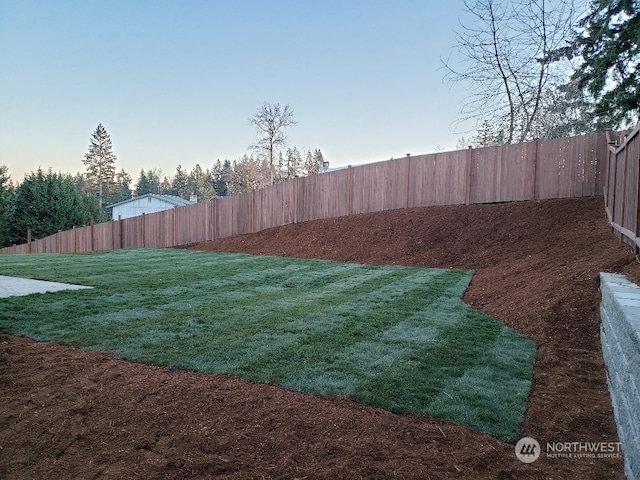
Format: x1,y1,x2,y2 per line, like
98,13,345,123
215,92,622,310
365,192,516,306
538,137,571,199
350,158,408,214
256,181,297,231
297,169,350,222
408,152,467,207
121,216,142,249
175,202,209,245
471,142,533,204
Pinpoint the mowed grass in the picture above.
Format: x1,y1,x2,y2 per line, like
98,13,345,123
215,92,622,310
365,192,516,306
0,249,536,440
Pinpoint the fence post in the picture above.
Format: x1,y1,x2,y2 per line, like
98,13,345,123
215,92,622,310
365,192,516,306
118,215,123,249
206,200,212,241
214,198,218,240
347,166,353,215
466,146,473,205
620,141,629,245
405,155,411,209
530,139,539,200
141,213,146,248
294,176,299,224
72,226,77,253
27,228,32,254
90,217,95,252
635,142,640,253
610,146,618,238
172,208,177,247
251,190,256,233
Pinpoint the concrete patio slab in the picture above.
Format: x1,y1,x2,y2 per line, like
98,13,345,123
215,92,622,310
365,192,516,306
0,275,93,298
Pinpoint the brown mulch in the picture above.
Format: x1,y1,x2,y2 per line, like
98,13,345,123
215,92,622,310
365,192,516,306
1,196,636,479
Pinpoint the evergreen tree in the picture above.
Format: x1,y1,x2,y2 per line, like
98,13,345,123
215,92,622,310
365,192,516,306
311,149,325,175
10,168,102,244
0,164,15,248
83,124,117,208
112,168,133,203
473,120,507,147
276,151,286,183
135,169,150,196
572,0,640,128
171,165,190,199
212,159,232,197
187,164,215,201
134,168,164,196
282,147,302,180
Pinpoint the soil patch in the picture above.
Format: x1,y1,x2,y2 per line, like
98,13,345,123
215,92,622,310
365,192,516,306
1,196,635,478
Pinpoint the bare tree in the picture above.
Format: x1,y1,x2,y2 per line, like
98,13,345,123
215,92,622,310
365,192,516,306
443,0,576,144
230,154,270,194
249,102,297,184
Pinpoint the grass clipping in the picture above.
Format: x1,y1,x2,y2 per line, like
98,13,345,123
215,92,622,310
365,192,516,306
0,249,536,440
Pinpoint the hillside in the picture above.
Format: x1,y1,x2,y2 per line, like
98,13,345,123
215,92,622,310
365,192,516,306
2,196,635,478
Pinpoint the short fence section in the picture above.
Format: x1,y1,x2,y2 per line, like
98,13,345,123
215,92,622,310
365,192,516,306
1,131,609,255
604,124,640,250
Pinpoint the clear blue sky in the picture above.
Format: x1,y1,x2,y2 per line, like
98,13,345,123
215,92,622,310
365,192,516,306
0,0,473,183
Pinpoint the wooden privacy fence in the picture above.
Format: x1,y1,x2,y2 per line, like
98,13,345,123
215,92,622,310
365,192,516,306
604,123,640,251
1,131,609,255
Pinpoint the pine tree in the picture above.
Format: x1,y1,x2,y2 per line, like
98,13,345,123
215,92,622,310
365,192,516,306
171,165,190,199
83,124,118,208
0,164,15,247
212,159,232,197
573,0,640,128
134,168,165,196
282,147,302,180
10,168,101,244
303,149,325,175
106,169,132,205
311,149,325,174
135,169,151,196
187,164,215,201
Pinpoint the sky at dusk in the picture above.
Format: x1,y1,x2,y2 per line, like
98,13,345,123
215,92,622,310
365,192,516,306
1,0,476,183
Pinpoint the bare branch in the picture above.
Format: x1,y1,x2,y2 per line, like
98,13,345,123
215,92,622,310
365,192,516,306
442,0,576,144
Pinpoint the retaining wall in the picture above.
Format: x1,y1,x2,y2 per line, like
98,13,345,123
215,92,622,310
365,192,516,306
600,272,640,480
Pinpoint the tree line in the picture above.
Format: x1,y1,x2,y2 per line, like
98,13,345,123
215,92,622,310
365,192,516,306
0,107,324,248
126,147,325,200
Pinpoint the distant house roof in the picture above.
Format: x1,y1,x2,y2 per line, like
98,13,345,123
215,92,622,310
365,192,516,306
105,193,195,209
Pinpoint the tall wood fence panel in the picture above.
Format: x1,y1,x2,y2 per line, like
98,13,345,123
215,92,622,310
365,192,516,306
605,124,640,249
214,194,254,239
297,169,351,223
537,133,607,199
121,215,143,249
176,202,210,246
1,131,612,255
350,158,409,214
409,151,468,207
93,221,116,251
255,181,297,231
470,142,533,204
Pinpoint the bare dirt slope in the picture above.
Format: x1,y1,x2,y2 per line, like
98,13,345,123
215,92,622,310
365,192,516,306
1,196,636,479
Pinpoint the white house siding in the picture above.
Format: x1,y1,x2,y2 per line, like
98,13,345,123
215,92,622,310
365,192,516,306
109,195,194,220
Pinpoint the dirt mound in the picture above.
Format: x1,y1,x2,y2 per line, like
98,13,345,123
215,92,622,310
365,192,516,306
1,196,635,478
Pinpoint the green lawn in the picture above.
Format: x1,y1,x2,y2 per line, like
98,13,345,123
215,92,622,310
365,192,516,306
0,248,536,440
